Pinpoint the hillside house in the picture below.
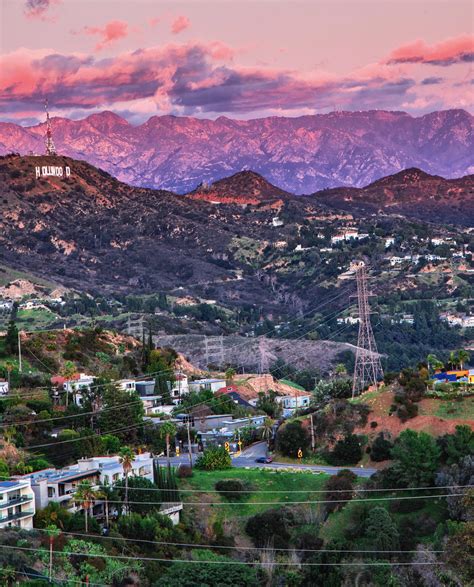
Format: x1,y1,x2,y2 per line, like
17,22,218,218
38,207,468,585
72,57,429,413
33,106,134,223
275,391,312,417
0,480,35,530
51,373,95,407
14,452,153,518
0,379,9,395
188,378,226,393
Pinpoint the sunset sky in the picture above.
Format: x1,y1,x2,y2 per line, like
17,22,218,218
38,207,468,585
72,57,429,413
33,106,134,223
0,0,472,125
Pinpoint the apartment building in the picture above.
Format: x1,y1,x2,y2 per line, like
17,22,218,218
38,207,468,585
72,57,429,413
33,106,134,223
0,479,35,529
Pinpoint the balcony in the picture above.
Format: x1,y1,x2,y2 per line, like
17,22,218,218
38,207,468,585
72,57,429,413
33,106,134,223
0,495,34,509
0,509,35,524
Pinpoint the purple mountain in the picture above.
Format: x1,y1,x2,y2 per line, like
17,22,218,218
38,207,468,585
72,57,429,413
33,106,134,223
0,109,472,193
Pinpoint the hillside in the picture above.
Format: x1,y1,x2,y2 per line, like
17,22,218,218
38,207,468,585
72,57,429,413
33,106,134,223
188,170,290,205
315,168,474,225
0,109,472,193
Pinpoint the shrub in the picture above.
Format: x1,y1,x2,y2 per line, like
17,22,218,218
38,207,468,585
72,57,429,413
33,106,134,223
327,434,362,466
325,469,357,512
215,479,252,501
370,421,378,429
276,421,309,458
370,432,394,462
195,447,232,471
176,464,193,478
245,507,296,549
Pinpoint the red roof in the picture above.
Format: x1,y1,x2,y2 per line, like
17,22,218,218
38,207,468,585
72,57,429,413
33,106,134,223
51,373,80,385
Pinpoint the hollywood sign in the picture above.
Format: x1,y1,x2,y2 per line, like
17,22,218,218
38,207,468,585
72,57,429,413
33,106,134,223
35,165,71,178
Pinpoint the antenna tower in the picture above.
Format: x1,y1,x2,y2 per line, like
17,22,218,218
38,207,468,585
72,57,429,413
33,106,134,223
44,99,57,156
352,261,383,397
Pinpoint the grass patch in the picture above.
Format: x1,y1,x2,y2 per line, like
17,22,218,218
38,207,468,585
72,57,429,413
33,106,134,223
179,468,329,517
431,397,474,420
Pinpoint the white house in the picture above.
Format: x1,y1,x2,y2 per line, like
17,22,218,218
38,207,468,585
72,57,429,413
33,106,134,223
170,372,190,405
0,479,35,530
0,379,9,395
188,378,226,393
118,379,137,392
275,391,312,417
15,452,153,517
51,373,96,407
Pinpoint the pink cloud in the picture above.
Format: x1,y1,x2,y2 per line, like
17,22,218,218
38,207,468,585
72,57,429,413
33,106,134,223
171,15,190,35
82,20,129,51
387,35,474,66
149,17,160,28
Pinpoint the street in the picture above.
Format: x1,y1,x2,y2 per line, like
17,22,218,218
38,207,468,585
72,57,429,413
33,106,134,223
155,441,377,478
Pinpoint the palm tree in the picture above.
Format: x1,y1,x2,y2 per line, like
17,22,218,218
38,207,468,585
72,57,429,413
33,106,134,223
73,480,99,533
457,349,470,370
225,367,236,385
118,446,135,514
159,421,177,468
448,351,459,370
334,363,347,378
427,354,444,374
261,418,275,450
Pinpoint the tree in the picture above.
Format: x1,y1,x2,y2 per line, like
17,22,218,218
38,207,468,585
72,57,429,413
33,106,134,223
255,390,282,419
101,434,121,454
364,507,399,556
261,418,275,448
118,446,135,514
457,349,470,370
440,425,474,465
73,480,100,533
159,421,177,468
158,550,258,587
5,320,18,356
391,430,441,487
115,476,161,514
245,507,296,549
325,469,357,512
370,432,394,462
99,384,144,443
334,363,348,378
327,434,363,466
35,502,72,530
427,353,444,374
225,367,236,384
195,446,232,471
276,421,309,458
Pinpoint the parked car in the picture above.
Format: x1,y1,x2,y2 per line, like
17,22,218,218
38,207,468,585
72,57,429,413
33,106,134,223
255,456,273,464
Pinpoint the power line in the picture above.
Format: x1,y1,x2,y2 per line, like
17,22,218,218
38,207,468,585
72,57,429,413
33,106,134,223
75,492,463,507
0,544,445,566
32,527,446,554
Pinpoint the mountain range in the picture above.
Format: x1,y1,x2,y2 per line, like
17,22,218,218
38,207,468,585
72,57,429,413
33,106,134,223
0,109,472,193
1,154,473,312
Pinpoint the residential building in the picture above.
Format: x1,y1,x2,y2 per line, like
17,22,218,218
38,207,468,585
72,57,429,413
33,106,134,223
15,453,153,516
188,378,226,394
118,379,136,392
0,379,9,395
331,230,369,244
170,372,190,405
275,391,312,417
51,373,96,407
0,480,35,529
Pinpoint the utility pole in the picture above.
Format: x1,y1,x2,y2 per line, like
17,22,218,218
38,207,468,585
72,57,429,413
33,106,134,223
48,534,53,583
18,330,22,373
351,261,384,397
186,418,193,468
310,413,315,452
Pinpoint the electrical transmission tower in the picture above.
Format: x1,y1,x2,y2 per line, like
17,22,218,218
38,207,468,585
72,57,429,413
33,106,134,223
204,336,225,369
44,99,57,155
351,261,383,397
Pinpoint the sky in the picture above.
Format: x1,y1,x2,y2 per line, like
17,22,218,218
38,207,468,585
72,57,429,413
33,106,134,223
0,0,472,125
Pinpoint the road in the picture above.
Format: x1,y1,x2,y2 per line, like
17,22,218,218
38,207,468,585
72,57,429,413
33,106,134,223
156,442,377,478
